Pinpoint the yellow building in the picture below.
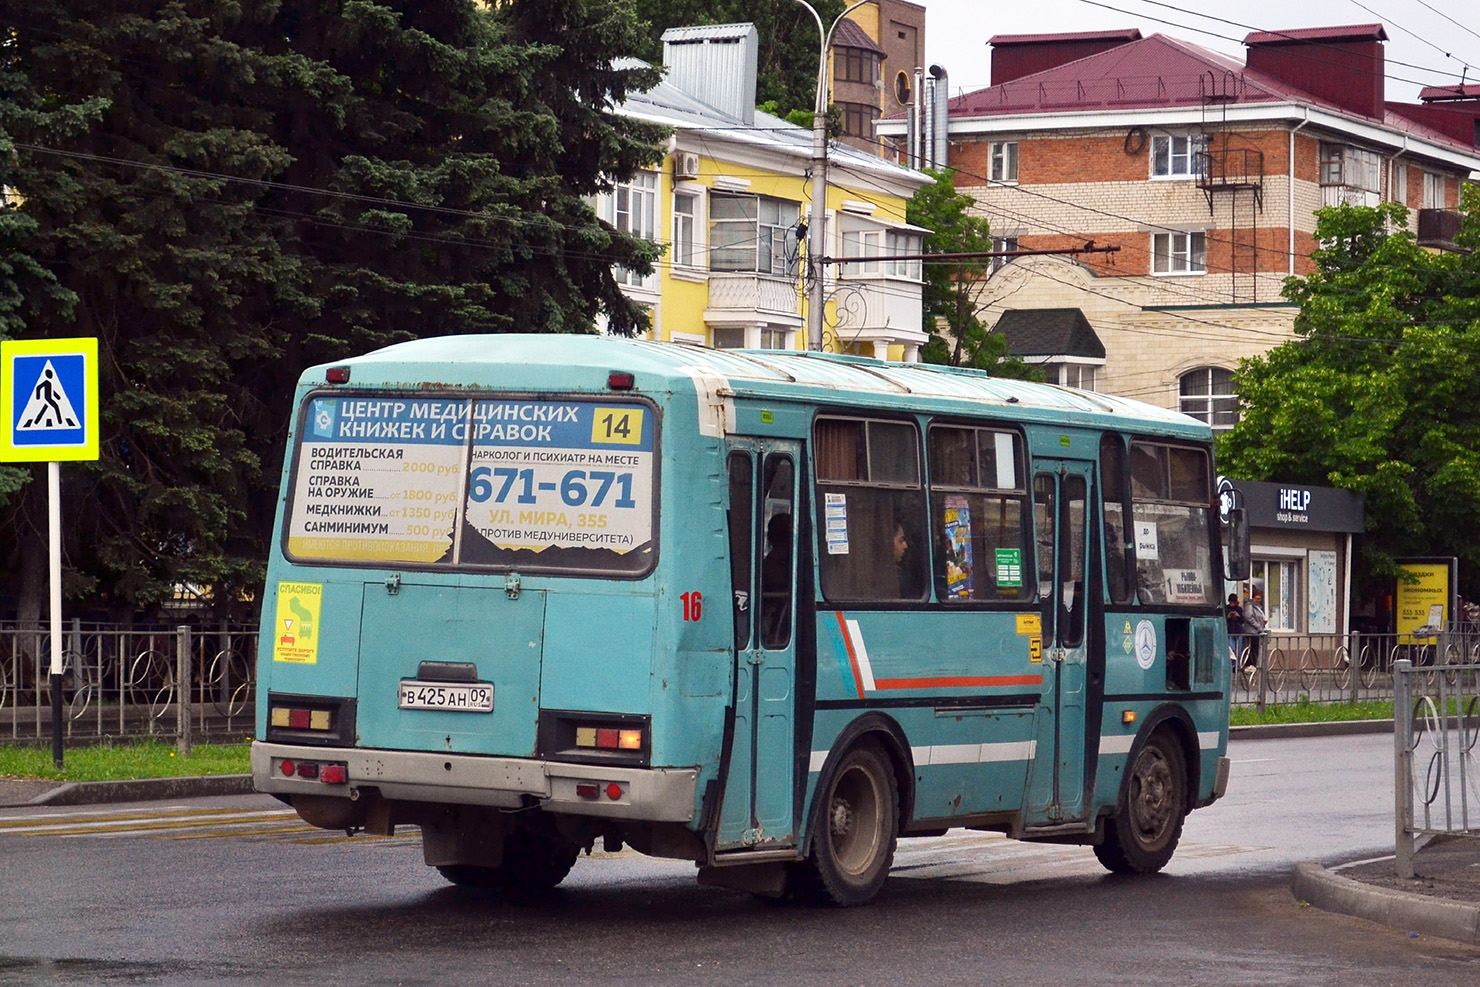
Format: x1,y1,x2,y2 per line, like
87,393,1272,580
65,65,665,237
598,23,933,361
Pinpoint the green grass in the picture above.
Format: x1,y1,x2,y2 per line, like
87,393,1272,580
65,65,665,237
0,740,251,783
1231,700,1393,727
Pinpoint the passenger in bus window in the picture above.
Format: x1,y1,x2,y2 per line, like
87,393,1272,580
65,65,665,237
892,516,926,600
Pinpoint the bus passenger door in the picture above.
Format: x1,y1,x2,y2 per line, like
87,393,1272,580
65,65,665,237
717,440,799,850
1025,463,1094,826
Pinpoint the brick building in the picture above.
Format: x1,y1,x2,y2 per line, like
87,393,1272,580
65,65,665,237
877,24,1480,426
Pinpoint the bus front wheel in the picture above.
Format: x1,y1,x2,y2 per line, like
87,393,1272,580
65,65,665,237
795,741,898,906
1094,731,1186,875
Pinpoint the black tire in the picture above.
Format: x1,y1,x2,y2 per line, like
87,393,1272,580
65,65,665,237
1094,731,1187,875
436,819,579,893
500,821,580,892
794,741,898,906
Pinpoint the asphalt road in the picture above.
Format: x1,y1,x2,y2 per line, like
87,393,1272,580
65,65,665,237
2,732,1477,986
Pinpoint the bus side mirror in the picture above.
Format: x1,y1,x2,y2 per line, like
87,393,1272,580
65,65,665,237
1224,506,1250,580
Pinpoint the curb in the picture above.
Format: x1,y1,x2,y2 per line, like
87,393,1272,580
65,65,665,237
3,774,255,808
1231,719,1394,740
1292,861,1480,945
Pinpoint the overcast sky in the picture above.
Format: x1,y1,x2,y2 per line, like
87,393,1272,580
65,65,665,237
915,0,1480,104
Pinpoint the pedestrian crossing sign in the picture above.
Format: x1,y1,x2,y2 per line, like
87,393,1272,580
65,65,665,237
1,337,99,462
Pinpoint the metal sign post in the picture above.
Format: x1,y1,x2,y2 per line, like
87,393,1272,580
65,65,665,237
1,337,100,769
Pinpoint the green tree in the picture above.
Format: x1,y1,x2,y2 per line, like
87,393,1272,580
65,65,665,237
907,168,1036,377
0,0,666,620
1218,195,1480,597
631,0,843,118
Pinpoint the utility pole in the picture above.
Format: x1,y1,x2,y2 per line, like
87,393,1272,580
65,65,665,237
795,0,872,352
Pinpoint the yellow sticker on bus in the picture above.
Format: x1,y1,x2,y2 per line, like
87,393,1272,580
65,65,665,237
590,406,644,445
273,581,322,664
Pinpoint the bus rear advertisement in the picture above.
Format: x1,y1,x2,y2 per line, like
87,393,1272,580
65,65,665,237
253,334,1245,905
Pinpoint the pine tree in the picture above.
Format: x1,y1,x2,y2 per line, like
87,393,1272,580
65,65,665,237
0,0,666,619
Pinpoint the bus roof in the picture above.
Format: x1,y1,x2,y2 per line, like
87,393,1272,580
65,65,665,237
314,334,1210,439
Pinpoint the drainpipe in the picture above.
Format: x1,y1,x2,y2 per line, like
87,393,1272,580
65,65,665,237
1289,108,1309,276
929,65,949,169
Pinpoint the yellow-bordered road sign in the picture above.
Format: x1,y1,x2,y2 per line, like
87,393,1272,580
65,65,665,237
1,337,99,462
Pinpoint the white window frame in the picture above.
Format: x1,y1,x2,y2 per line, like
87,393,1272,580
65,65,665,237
709,193,800,277
1319,143,1382,192
990,235,1019,274
839,215,922,280
1151,134,1204,179
990,141,1018,183
1178,366,1237,431
601,171,660,291
1423,171,1446,209
1392,162,1407,205
672,186,704,272
1152,231,1206,275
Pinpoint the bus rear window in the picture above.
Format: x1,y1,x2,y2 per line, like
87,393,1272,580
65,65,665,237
284,395,656,575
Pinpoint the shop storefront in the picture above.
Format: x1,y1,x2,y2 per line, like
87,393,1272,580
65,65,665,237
1227,480,1366,636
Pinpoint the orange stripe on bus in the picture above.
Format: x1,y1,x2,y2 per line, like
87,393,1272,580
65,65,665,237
834,611,866,699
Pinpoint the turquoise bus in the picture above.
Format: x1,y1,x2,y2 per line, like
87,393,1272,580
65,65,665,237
252,334,1245,905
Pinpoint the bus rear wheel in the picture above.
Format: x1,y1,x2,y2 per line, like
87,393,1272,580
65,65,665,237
437,818,580,893
794,741,898,906
1094,731,1186,875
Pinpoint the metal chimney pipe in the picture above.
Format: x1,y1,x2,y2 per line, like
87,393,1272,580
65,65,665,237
929,65,949,168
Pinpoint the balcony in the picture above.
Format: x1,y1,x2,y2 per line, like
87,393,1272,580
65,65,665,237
831,275,926,360
1321,185,1381,209
703,273,803,326
1417,209,1466,253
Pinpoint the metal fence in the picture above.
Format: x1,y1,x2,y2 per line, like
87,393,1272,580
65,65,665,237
0,621,257,745
1229,632,1476,709
1393,647,1480,877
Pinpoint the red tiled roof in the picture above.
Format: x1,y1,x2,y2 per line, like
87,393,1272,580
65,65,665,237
949,34,1274,115
940,30,1478,158
1419,84,1480,102
989,29,1141,47
1243,23,1387,45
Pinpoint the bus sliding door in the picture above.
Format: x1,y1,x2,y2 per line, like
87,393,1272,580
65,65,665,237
1025,462,1096,826
718,440,800,850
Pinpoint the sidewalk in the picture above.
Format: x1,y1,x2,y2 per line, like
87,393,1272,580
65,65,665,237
0,773,253,808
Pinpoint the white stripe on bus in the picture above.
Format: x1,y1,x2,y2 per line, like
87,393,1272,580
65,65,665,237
843,618,877,692
808,741,1036,773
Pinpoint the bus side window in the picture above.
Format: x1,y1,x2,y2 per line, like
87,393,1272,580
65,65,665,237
727,453,754,650
1100,434,1132,605
759,453,795,648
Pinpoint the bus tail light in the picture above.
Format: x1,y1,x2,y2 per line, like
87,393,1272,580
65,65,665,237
608,371,635,390
277,759,348,785
538,711,650,767
326,366,351,384
574,726,645,751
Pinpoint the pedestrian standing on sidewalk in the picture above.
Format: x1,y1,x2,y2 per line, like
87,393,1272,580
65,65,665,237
1243,589,1268,673
1226,593,1245,667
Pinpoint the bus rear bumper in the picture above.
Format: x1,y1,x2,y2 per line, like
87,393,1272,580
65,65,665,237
251,741,698,823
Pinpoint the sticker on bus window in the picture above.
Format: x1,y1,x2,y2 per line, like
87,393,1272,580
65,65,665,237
286,398,466,563
824,493,850,555
1165,569,1206,605
1134,520,1160,560
995,547,1023,588
461,400,654,557
943,499,972,599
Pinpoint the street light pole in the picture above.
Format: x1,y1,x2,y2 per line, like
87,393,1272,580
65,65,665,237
796,0,872,352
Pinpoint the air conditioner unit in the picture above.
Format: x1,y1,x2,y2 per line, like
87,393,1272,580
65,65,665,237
675,152,701,180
